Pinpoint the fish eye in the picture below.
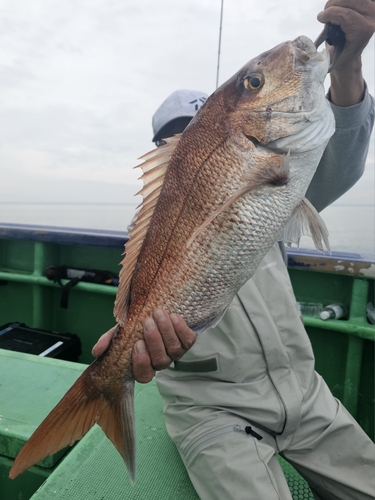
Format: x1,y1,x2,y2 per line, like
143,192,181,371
243,73,264,91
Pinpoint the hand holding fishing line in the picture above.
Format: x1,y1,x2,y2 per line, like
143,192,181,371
318,0,375,69
317,0,375,105
92,310,197,383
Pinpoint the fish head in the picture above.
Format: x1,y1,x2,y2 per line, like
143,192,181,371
212,36,335,154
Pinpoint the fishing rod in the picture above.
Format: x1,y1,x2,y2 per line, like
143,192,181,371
216,0,224,89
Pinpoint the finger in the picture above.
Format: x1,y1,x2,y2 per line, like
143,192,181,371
91,326,116,358
318,7,374,30
132,340,156,384
143,312,173,370
317,6,375,39
169,313,197,351
152,309,192,362
320,0,375,20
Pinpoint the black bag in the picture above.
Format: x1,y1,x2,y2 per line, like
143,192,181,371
0,322,81,361
44,266,119,308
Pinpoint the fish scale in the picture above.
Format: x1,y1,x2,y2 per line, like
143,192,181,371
10,35,334,484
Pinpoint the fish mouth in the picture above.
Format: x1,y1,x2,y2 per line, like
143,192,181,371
292,36,329,72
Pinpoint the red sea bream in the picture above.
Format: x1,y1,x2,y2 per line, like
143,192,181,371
10,35,334,482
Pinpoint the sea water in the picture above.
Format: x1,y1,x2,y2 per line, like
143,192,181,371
0,202,374,257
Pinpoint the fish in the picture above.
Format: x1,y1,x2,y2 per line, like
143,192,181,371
9,35,335,482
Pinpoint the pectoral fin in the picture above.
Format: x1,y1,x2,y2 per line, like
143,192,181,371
283,198,330,253
187,152,290,248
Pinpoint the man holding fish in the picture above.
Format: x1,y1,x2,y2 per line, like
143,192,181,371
10,0,375,498
123,1,375,498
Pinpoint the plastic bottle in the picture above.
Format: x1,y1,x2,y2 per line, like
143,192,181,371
319,303,348,320
296,302,323,317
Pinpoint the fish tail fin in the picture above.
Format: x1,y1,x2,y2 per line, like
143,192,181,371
9,363,136,482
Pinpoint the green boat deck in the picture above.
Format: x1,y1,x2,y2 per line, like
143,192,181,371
0,350,314,500
0,224,374,499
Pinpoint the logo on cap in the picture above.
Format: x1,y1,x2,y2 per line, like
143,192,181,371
189,97,207,111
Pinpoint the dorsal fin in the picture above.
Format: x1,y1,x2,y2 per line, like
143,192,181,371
114,135,181,325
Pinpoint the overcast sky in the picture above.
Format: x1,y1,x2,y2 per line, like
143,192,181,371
0,0,374,205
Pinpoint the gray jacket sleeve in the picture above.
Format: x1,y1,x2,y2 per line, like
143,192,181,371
305,84,375,213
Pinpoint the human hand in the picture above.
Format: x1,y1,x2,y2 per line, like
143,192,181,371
91,309,197,383
318,0,375,105
318,0,375,71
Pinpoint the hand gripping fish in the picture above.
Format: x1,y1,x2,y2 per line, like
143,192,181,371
10,36,334,482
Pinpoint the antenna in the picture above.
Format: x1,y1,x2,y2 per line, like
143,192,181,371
216,0,224,89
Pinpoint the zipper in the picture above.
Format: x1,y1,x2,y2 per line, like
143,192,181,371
183,424,261,463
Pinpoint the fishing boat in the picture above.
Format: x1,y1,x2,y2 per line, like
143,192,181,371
0,221,373,500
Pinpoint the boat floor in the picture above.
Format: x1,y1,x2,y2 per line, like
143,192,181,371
1,349,313,499
32,380,313,500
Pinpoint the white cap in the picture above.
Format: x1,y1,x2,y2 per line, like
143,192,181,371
320,311,331,320
152,90,208,142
